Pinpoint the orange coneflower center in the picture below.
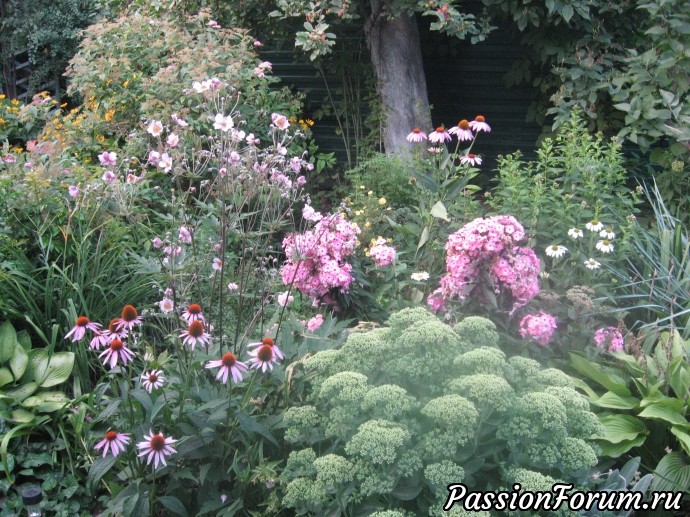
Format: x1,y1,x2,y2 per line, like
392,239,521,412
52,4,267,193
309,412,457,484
188,320,205,338
106,430,118,441
149,434,165,451
412,127,421,133
148,372,159,383
262,337,274,347
221,352,237,367
467,153,476,159
187,303,202,314
458,119,470,129
121,304,138,322
257,345,274,362
602,240,610,246
110,339,124,351
435,126,444,132
76,316,90,327
108,318,120,333
475,115,485,122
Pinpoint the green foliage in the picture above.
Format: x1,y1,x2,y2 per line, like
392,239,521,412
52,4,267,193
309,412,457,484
609,183,690,339
65,9,302,142
488,109,640,291
344,154,418,209
282,308,602,516
570,332,690,495
0,0,97,99
0,93,58,146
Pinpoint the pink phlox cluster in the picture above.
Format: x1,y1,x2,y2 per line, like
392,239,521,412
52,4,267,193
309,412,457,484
519,312,557,346
368,237,396,267
430,215,540,313
594,327,624,352
281,213,360,302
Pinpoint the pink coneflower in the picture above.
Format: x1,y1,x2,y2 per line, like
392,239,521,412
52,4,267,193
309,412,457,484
448,119,474,141
468,115,491,133
428,126,451,144
460,154,482,166
94,430,131,458
406,128,427,143
137,430,177,469
205,352,249,384
89,330,110,350
116,305,143,331
179,320,211,350
248,343,280,372
103,318,128,342
141,370,165,393
247,337,284,360
182,303,205,324
64,316,102,342
98,339,135,369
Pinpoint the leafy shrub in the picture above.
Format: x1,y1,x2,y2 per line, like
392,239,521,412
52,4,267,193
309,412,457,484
344,153,418,209
281,308,602,516
0,93,57,146
488,109,640,292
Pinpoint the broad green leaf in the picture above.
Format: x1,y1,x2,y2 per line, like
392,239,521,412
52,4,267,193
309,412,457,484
0,367,13,388
668,359,690,400
9,409,35,423
569,353,631,396
638,400,688,426
15,331,31,353
671,427,690,457
158,496,189,517
38,352,74,388
4,382,38,402
593,391,639,410
597,414,648,444
417,226,430,251
597,434,646,458
561,4,573,22
87,456,117,495
0,322,17,364
651,452,690,492
430,201,449,221
22,391,70,412
9,344,28,381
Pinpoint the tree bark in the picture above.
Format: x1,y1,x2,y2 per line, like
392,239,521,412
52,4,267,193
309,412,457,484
364,0,432,156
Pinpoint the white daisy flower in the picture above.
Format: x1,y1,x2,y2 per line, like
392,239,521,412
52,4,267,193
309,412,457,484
584,258,601,270
599,227,616,239
586,220,604,232
545,245,568,258
596,240,614,253
568,228,583,239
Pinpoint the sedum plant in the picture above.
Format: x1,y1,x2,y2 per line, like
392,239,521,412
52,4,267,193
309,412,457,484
281,308,602,516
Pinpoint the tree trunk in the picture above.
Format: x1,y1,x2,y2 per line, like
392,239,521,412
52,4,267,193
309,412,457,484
365,0,432,156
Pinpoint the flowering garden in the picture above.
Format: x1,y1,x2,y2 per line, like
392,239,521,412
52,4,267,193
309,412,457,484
1,3,690,516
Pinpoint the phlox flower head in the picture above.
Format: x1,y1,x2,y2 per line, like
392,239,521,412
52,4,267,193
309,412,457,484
302,204,323,222
468,115,491,133
519,312,557,346
448,119,474,141
406,128,427,142
428,126,451,144
205,352,248,384
594,327,624,352
368,237,396,267
306,314,324,332
98,339,135,369
94,430,130,458
137,430,177,470
141,370,165,393
65,316,101,342
98,151,117,167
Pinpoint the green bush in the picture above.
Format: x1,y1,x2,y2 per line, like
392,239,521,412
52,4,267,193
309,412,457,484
345,154,418,209
281,308,602,516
